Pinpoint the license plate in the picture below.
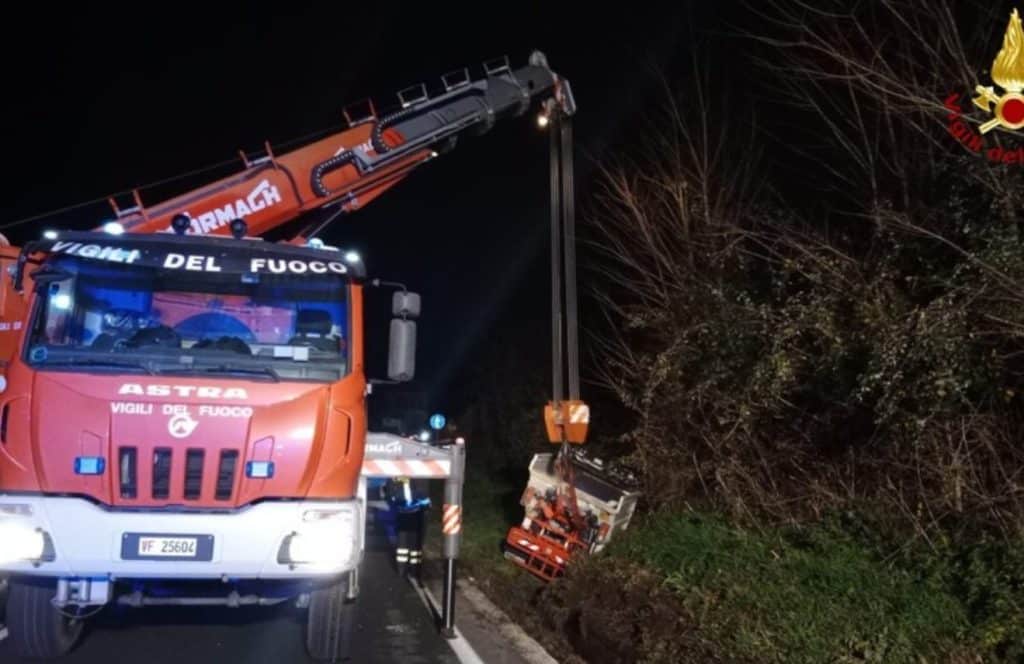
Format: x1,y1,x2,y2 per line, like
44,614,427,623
121,533,214,561
140,536,196,557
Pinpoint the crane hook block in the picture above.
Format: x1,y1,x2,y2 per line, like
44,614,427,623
544,400,589,444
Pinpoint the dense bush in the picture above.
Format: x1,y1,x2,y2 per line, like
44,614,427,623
587,0,1024,539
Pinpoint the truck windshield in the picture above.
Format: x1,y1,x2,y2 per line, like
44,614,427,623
26,255,350,382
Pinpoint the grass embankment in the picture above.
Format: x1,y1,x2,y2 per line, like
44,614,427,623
569,513,969,663
445,475,1022,663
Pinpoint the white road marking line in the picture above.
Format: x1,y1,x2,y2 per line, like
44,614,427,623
455,581,558,664
0,625,8,642
409,580,485,664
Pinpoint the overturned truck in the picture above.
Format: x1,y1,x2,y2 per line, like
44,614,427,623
504,450,640,581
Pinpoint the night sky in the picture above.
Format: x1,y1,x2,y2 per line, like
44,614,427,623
0,5,741,418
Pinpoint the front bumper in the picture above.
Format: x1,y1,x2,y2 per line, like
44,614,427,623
0,495,362,580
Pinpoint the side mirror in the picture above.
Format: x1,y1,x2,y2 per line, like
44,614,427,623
392,291,421,319
388,319,416,382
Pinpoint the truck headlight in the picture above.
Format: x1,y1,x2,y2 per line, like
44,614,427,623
0,520,47,564
280,509,356,569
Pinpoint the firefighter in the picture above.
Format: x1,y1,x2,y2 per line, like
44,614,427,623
384,477,430,579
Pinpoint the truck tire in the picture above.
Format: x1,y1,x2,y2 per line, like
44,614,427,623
6,578,85,659
0,576,8,623
305,576,356,662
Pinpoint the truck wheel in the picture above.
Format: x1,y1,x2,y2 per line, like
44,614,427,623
0,576,8,623
7,578,85,659
305,576,356,662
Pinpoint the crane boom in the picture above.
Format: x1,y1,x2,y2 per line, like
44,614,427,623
104,52,575,239
0,48,593,659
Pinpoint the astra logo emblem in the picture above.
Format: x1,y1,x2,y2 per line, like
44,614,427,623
178,179,283,235
118,384,249,399
168,412,199,439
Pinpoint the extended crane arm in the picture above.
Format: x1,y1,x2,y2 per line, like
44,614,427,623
107,51,575,238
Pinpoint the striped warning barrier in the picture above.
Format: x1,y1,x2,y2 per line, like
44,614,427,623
442,504,462,535
361,459,451,477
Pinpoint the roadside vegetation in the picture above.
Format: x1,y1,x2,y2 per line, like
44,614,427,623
451,479,1022,663
452,1,1024,661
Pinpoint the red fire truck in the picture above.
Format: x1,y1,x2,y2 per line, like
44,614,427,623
0,52,575,660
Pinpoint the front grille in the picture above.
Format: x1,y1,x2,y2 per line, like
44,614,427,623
184,449,205,500
1,403,9,443
119,447,137,499
215,451,239,501
152,448,172,499
117,447,242,503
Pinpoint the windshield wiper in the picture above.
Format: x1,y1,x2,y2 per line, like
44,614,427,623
160,364,281,382
38,358,156,375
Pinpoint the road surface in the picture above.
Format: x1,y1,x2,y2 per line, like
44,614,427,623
0,509,503,663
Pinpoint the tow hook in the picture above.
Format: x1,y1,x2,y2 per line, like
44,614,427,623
55,577,112,607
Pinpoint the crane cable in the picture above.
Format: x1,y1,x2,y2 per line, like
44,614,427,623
549,109,588,538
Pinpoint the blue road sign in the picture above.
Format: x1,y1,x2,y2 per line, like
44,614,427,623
429,413,446,430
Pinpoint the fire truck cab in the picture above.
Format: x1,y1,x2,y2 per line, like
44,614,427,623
0,230,419,660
